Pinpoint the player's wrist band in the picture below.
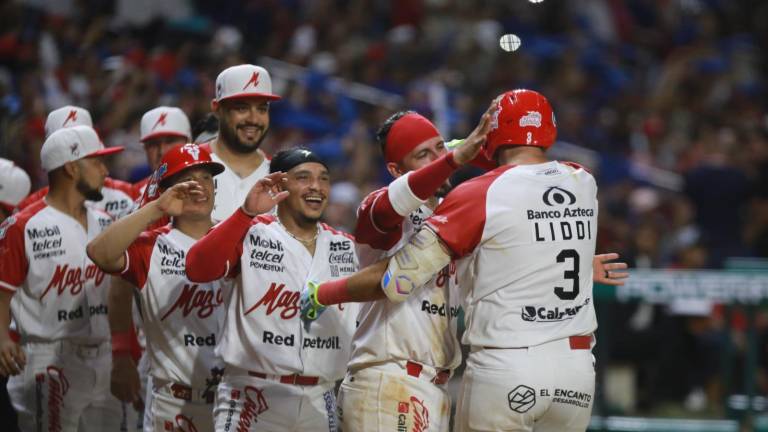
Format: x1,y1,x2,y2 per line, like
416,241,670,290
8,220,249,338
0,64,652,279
111,331,133,355
308,281,325,308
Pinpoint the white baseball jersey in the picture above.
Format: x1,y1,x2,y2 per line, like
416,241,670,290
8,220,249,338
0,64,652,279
0,200,112,342
201,143,270,223
19,177,139,220
351,187,461,371
114,225,227,388
426,161,598,348
217,215,359,381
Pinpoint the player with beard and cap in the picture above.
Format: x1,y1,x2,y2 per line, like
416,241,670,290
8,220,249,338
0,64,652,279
185,148,359,431
0,125,127,431
301,90,630,432
201,64,280,222
19,106,139,220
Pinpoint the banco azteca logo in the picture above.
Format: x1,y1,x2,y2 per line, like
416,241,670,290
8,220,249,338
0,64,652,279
542,186,575,206
508,385,536,413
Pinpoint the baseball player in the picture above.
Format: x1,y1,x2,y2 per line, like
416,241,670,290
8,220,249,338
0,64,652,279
303,90,630,431
87,143,228,432
0,125,125,431
202,64,280,222
18,105,139,220
308,104,497,431
185,148,359,431
0,158,31,220
300,104,625,431
0,158,30,431
133,106,192,196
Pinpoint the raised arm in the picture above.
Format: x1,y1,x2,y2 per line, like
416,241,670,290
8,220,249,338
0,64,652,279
87,180,204,273
358,103,496,243
186,172,288,282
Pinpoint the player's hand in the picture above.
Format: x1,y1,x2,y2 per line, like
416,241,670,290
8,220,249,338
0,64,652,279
451,98,500,165
593,253,629,286
155,180,205,217
242,172,289,217
0,338,26,376
110,354,142,405
300,280,326,331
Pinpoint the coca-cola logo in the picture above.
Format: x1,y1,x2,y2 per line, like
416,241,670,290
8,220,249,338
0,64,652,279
244,283,299,319
41,264,105,300
160,284,223,321
410,396,430,432
236,386,268,432
47,366,69,432
328,252,354,264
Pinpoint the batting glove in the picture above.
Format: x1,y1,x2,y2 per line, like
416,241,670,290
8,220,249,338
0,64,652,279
300,280,326,329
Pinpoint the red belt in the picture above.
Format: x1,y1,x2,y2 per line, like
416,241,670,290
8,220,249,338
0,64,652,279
405,361,451,385
248,371,319,386
568,335,591,350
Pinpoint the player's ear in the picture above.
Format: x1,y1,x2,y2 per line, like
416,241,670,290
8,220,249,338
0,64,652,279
386,162,403,178
62,161,80,179
210,99,219,113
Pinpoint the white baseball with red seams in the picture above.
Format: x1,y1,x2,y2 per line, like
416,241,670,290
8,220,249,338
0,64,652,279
424,161,598,431
114,224,228,432
0,200,123,431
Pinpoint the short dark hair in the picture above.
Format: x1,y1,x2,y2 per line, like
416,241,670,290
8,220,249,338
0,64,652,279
376,110,414,157
269,147,328,174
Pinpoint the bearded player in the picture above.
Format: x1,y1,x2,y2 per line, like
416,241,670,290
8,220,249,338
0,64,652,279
310,89,625,430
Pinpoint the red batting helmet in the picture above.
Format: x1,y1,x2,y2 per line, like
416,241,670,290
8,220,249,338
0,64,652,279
485,89,557,160
157,143,224,188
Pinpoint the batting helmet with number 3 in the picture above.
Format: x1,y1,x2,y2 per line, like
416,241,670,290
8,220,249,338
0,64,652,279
485,89,557,160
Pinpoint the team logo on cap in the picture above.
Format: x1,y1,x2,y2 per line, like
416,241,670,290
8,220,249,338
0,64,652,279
183,144,200,160
519,111,542,128
243,71,260,90
70,143,80,156
152,112,168,130
63,110,78,126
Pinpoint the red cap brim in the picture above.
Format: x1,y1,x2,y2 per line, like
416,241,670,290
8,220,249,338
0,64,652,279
218,92,282,102
86,147,124,158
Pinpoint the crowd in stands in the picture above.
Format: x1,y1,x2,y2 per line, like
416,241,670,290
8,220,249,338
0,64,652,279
2,0,767,417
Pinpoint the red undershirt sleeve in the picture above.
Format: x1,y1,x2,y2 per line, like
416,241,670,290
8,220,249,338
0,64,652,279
186,207,252,282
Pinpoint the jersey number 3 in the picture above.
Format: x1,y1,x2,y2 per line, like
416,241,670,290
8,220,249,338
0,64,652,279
555,249,579,300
